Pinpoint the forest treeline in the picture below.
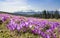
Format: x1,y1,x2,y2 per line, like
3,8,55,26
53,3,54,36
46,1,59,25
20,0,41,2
0,10,60,19
31,10,60,19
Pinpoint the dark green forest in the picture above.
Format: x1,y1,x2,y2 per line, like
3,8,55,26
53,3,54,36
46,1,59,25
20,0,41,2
31,10,60,19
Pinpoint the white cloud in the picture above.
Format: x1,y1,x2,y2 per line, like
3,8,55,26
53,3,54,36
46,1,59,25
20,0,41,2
0,0,32,12
59,9,60,11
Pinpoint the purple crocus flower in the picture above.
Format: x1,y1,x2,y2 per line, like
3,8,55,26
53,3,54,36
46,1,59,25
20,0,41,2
1,17,7,22
31,29,38,34
46,35,50,38
49,22,59,30
16,25,21,31
40,31,47,38
7,20,17,31
24,22,29,27
16,22,26,31
7,23,17,31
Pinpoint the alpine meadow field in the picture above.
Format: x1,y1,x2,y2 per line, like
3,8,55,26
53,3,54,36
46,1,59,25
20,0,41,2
0,13,60,38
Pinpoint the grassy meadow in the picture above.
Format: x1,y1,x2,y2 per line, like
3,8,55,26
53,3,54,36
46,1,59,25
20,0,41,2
0,19,60,38
0,13,60,38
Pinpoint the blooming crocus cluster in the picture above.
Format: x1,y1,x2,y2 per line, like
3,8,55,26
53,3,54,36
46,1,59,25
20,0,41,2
0,14,60,38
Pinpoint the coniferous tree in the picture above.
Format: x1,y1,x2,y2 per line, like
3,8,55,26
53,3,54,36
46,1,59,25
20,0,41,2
54,10,59,19
42,10,47,18
46,11,50,18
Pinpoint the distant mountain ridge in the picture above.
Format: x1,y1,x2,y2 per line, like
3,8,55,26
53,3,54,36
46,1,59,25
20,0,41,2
0,11,60,16
14,11,41,15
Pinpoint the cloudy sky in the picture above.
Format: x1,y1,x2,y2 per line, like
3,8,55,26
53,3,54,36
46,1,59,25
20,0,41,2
0,0,60,12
